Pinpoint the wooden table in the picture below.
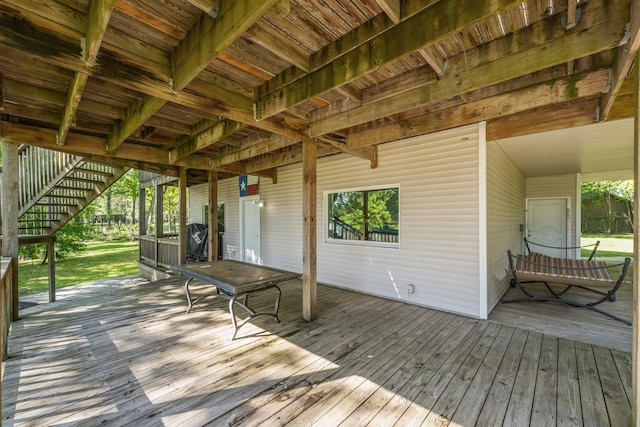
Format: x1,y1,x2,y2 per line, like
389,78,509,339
170,260,301,339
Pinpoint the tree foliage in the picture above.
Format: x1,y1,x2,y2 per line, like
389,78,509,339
581,180,633,233
331,188,399,235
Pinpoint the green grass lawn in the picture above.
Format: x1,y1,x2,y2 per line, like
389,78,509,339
19,240,139,297
581,233,633,258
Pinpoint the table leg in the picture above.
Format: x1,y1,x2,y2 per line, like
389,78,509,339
229,295,239,340
185,277,195,313
185,278,213,313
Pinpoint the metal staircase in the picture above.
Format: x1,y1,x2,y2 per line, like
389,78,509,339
3,145,129,238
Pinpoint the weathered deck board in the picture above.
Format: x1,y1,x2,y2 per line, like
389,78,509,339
489,280,632,352
1,275,633,426
557,338,582,426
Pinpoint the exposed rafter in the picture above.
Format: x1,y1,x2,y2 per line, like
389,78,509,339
309,1,628,137
210,135,299,167
168,119,246,163
0,0,634,182
374,0,401,24
183,0,220,18
56,0,116,146
106,0,280,154
347,69,610,148
254,0,523,120
599,0,640,121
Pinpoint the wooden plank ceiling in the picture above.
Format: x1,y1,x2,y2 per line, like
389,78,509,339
0,0,637,184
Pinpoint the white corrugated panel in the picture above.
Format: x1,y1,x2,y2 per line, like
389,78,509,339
486,141,525,312
259,124,483,317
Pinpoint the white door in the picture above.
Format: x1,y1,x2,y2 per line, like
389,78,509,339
526,198,568,258
241,198,261,264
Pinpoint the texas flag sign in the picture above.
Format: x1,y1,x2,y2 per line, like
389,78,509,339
239,175,248,197
239,175,258,197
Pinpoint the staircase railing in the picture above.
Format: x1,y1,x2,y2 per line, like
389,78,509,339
16,145,82,216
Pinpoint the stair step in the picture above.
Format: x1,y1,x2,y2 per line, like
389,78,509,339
61,176,104,183
15,146,129,237
35,202,78,207
73,168,113,177
44,194,87,200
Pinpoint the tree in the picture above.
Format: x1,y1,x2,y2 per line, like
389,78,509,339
581,180,634,233
109,170,139,224
330,188,398,239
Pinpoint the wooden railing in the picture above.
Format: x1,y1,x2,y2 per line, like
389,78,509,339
1,257,13,361
139,234,179,268
328,217,399,243
15,145,81,214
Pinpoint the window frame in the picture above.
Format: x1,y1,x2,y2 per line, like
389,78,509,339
323,184,400,249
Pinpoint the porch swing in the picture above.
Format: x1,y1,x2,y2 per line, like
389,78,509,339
504,239,632,325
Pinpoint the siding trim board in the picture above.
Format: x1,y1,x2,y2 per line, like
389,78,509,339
478,122,488,318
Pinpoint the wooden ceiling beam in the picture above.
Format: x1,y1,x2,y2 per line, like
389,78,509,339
168,119,246,163
261,0,439,101
106,95,166,153
244,21,310,72
57,73,89,145
487,97,600,140
347,69,610,148
183,0,220,18
310,0,628,137
565,0,579,30
599,0,640,121
210,135,299,167
171,0,280,91
68,153,181,178
254,0,523,119
243,144,337,173
106,1,277,154
374,0,401,24
417,48,447,77
57,0,115,146
1,121,170,164
0,7,363,166
3,78,66,106
273,0,291,16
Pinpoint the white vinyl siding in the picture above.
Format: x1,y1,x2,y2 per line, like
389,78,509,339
260,124,483,317
486,141,525,312
189,179,242,260
188,124,484,317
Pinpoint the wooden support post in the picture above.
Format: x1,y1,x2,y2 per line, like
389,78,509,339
633,49,640,426
48,236,56,303
302,140,317,321
208,171,219,261
154,183,163,267
1,141,19,321
138,185,146,265
138,186,147,236
178,168,187,265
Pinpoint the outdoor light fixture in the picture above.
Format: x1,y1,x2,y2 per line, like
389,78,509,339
253,200,265,208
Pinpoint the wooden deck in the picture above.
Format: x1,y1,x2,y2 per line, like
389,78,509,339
489,277,633,353
2,275,633,426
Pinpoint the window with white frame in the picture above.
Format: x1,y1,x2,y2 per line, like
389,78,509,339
326,186,399,247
